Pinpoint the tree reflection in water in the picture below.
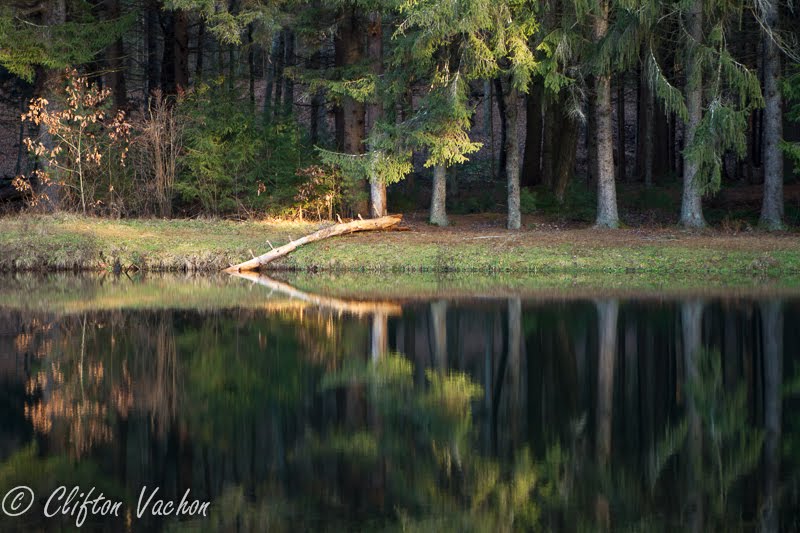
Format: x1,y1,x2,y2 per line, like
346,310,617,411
0,285,798,531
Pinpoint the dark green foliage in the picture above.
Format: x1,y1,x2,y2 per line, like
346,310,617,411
0,7,133,82
535,183,596,222
177,80,314,216
784,70,800,175
520,188,537,214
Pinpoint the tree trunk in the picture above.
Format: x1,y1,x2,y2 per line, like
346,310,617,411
494,77,508,180
595,73,619,227
224,215,403,272
541,97,558,189
616,73,627,183
759,0,784,229
273,30,284,115
680,0,707,228
430,164,448,226
522,78,544,187
367,12,386,218
336,8,368,216
505,85,521,230
282,29,295,116
593,1,619,227
640,76,654,186
195,20,205,81
146,0,160,95
554,113,580,203
309,50,324,145
160,10,176,94
263,33,279,123
586,83,598,188
104,0,127,110
174,10,189,91
247,25,256,106
653,102,670,183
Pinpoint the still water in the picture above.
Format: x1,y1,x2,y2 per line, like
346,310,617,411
0,273,798,531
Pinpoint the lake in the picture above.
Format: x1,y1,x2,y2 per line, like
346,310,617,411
0,273,798,531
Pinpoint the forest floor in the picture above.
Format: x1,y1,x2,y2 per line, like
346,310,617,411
1,213,799,280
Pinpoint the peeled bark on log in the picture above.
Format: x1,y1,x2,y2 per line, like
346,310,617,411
224,215,403,272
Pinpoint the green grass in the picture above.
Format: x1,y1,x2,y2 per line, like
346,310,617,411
281,239,800,277
1,213,799,278
0,214,319,272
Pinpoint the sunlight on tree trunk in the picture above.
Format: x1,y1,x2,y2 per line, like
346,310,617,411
430,165,448,226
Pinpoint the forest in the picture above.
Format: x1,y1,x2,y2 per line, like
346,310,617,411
0,0,799,232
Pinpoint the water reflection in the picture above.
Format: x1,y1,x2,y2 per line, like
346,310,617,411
0,274,798,531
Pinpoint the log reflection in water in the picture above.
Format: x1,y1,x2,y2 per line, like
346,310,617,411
228,271,403,317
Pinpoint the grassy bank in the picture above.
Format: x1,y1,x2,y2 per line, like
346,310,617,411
1,213,799,276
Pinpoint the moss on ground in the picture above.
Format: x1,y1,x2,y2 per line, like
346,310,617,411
1,213,799,277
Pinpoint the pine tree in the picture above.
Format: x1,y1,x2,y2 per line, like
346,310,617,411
758,0,785,229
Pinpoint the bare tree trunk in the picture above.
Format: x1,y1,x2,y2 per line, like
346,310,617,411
595,72,619,227
541,97,557,189
593,0,619,227
616,73,627,183
336,8,368,216
195,19,205,81
174,10,189,91
273,30,284,115
430,164,448,226
224,215,403,271
642,78,654,187
104,0,127,110
282,29,294,116
263,34,279,123
160,9,176,93
505,86,521,230
494,78,508,181
554,114,580,203
586,81,598,189
247,25,256,106
146,0,161,95
680,0,707,228
367,12,386,218
522,79,544,187
759,0,784,230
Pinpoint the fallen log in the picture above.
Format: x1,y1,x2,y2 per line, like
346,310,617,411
224,214,403,272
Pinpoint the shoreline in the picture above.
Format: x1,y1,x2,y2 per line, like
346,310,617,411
1,213,799,276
